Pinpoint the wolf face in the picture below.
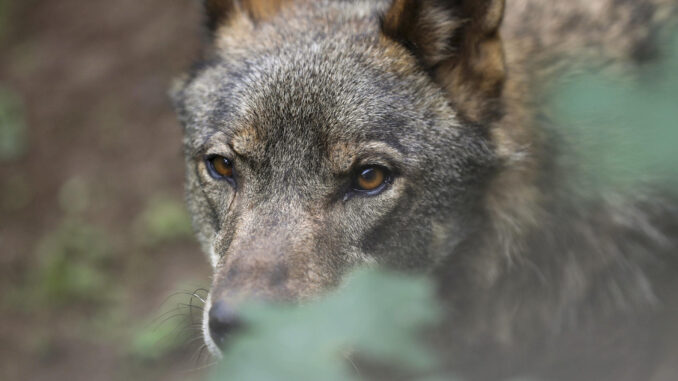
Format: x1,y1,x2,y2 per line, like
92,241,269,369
172,1,678,376
172,0,505,354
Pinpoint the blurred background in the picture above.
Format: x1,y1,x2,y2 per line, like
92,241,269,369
0,1,212,380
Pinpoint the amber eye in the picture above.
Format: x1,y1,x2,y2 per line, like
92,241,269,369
353,166,389,193
206,155,234,180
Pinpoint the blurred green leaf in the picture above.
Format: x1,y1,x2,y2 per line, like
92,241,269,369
546,27,678,188
133,195,193,247
210,268,443,381
0,86,27,161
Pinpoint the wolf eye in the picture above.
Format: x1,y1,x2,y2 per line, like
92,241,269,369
353,166,390,193
206,155,234,180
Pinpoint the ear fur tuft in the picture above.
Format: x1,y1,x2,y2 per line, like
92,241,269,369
381,0,461,67
204,0,287,33
382,0,506,123
204,0,236,33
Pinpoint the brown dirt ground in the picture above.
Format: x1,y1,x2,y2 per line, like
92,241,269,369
0,1,213,380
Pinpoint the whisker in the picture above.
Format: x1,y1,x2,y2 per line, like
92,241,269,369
196,343,210,365
157,290,200,309
141,286,212,368
182,360,219,374
154,313,191,330
346,352,362,379
190,342,207,365
184,335,207,348
148,307,182,325
189,291,207,304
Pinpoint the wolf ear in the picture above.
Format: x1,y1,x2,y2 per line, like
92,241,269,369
204,0,286,32
382,0,506,122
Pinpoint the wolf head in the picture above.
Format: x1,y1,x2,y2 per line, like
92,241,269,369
172,0,510,354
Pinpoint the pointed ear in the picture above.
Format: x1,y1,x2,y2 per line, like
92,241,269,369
204,0,236,33
382,0,506,122
204,0,287,32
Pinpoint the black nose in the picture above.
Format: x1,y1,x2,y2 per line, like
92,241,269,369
208,300,243,349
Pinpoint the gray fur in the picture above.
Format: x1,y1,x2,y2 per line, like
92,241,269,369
172,0,678,379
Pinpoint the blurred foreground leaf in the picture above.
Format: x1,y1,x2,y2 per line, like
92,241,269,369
547,27,678,188
210,268,443,381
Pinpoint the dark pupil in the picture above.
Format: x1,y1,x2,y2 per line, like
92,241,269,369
211,156,232,177
361,168,378,182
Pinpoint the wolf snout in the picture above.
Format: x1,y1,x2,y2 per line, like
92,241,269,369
208,300,244,349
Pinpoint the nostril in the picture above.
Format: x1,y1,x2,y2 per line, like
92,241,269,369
208,300,243,349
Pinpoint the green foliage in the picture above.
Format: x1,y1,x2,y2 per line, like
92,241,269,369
547,28,678,188
210,268,444,381
133,195,194,247
34,219,113,306
0,86,27,161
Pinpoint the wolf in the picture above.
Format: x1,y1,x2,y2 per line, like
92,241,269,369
170,0,678,379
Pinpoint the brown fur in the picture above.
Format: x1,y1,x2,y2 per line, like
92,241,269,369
382,0,507,122
206,0,290,32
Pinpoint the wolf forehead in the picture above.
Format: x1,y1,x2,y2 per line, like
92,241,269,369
171,5,479,155
175,50,458,154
